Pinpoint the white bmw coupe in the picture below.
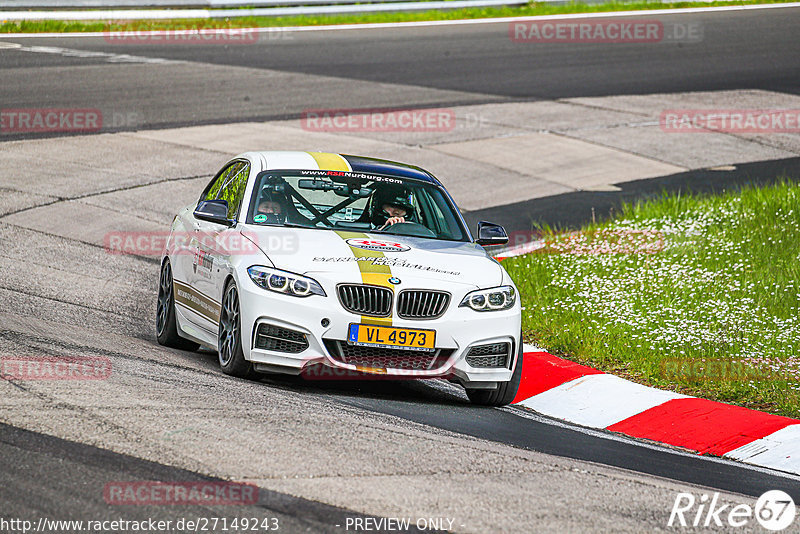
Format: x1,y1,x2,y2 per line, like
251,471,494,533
157,151,522,405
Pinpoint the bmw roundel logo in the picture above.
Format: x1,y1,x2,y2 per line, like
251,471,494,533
388,277,401,285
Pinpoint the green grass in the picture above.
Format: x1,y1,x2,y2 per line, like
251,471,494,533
0,0,795,33
504,181,800,418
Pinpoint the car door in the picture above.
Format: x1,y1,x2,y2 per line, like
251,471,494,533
173,160,244,331
191,160,251,333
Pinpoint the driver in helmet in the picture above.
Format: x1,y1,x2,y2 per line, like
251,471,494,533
255,191,287,224
370,187,415,230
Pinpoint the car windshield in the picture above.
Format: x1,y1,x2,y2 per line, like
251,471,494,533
245,170,469,242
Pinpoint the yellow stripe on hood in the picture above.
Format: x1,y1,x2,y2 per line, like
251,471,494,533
307,152,351,172
335,230,394,326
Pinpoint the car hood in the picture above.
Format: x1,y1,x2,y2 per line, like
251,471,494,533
240,226,504,288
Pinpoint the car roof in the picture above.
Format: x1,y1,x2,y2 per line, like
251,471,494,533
246,151,441,185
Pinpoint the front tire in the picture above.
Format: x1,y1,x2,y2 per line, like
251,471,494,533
465,332,524,407
218,280,256,379
156,260,199,351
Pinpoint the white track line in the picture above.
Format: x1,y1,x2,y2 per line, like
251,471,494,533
0,0,528,22
0,3,798,38
0,41,178,62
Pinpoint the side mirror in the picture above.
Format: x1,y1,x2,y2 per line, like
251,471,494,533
475,221,508,246
194,200,234,227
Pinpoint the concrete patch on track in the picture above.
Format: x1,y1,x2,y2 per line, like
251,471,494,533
563,90,800,166
76,175,211,223
570,123,796,170
0,132,229,198
4,201,164,247
431,132,684,191
130,121,399,160
351,146,574,212
0,187,57,217
118,88,800,212
0,222,156,337
128,122,566,211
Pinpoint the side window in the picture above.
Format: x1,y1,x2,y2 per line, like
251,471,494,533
419,188,463,241
201,161,244,203
420,190,445,234
217,163,250,220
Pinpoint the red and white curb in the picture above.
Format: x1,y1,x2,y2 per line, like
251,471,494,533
512,346,800,476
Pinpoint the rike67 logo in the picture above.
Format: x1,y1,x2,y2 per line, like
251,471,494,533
669,490,796,531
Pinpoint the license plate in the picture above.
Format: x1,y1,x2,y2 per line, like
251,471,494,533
347,324,435,351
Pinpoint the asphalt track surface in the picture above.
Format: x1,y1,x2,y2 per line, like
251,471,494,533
0,423,390,533
2,6,800,532
0,8,798,133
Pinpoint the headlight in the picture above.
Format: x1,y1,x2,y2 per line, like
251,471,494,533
247,266,326,298
459,286,516,312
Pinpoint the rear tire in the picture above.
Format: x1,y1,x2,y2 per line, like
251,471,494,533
156,260,199,351
218,280,256,379
465,332,524,407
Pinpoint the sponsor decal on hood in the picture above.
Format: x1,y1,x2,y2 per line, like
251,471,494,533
239,226,502,285
345,238,411,253
312,256,460,277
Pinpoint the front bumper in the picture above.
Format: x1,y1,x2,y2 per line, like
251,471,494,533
238,278,521,383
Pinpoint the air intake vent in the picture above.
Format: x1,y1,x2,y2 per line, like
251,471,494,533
337,284,393,317
466,342,511,368
254,324,309,353
397,290,450,319
324,340,452,371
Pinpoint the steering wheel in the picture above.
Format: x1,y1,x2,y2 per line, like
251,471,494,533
381,222,436,238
